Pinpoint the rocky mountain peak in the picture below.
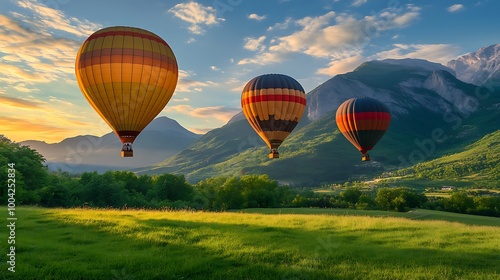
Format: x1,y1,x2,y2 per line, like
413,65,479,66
447,44,500,85
306,59,473,121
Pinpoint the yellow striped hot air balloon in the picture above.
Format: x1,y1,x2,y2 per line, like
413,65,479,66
75,26,178,157
241,74,306,158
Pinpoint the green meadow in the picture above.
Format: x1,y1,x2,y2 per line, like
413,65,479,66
1,207,499,280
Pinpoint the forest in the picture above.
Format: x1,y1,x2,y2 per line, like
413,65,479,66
1,135,499,217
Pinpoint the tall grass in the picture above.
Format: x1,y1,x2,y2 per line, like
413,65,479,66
1,207,499,279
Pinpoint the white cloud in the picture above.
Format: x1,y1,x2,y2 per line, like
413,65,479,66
176,70,217,92
172,97,190,102
222,77,246,92
447,4,465,13
49,96,75,107
372,44,460,64
12,83,36,93
240,5,421,66
351,0,368,7
0,15,82,89
267,11,337,58
168,2,223,35
378,5,421,29
13,0,101,37
406,4,422,12
237,51,284,66
391,11,419,26
248,13,266,21
0,94,42,109
267,17,292,31
243,36,266,52
316,54,365,76
210,65,223,72
0,1,102,93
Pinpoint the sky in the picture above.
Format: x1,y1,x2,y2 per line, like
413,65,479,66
0,0,498,143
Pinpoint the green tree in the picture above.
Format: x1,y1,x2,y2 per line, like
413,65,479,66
195,176,228,210
214,177,244,210
38,172,74,207
240,175,278,208
356,194,376,210
291,194,306,207
340,187,362,206
0,135,48,205
474,196,500,217
375,187,426,212
444,192,475,214
79,172,128,207
153,174,193,202
274,185,296,207
109,171,153,196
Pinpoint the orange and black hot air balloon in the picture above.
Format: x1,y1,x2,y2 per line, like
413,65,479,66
335,97,391,161
241,74,306,158
75,26,178,157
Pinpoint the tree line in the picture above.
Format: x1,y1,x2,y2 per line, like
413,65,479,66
1,135,498,217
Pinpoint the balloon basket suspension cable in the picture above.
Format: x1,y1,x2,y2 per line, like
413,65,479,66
362,153,370,161
121,143,133,157
269,148,279,159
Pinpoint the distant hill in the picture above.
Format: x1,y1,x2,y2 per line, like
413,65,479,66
139,58,500,185
21,117,201,173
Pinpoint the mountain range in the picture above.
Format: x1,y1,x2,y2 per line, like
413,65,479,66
20,117,200,173
137,53,499,184
24,44,500,185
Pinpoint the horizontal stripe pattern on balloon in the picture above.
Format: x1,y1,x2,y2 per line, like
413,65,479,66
75,26,178,146
84,30,169,45
77,49,176,69
241,94,306,106
336,97,391,156
241,74,306,157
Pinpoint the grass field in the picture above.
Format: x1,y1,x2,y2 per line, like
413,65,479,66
1,207,499,279
373,178,475,190
237,208,500,227
424,192,452,198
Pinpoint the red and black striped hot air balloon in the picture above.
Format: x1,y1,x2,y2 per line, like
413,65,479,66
241,74,306,158
75,26,178,157
335,97,391,161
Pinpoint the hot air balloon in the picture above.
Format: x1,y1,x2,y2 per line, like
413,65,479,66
335,97,391,161
75,26,178,157
241,74,306,158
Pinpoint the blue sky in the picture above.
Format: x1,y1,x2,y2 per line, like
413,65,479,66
0,0,498,143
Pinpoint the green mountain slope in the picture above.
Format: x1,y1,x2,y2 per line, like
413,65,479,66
398,130,500,186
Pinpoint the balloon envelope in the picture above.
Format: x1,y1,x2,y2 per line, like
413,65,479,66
335,97,391,161
241,74,306,158
75,26,178,157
